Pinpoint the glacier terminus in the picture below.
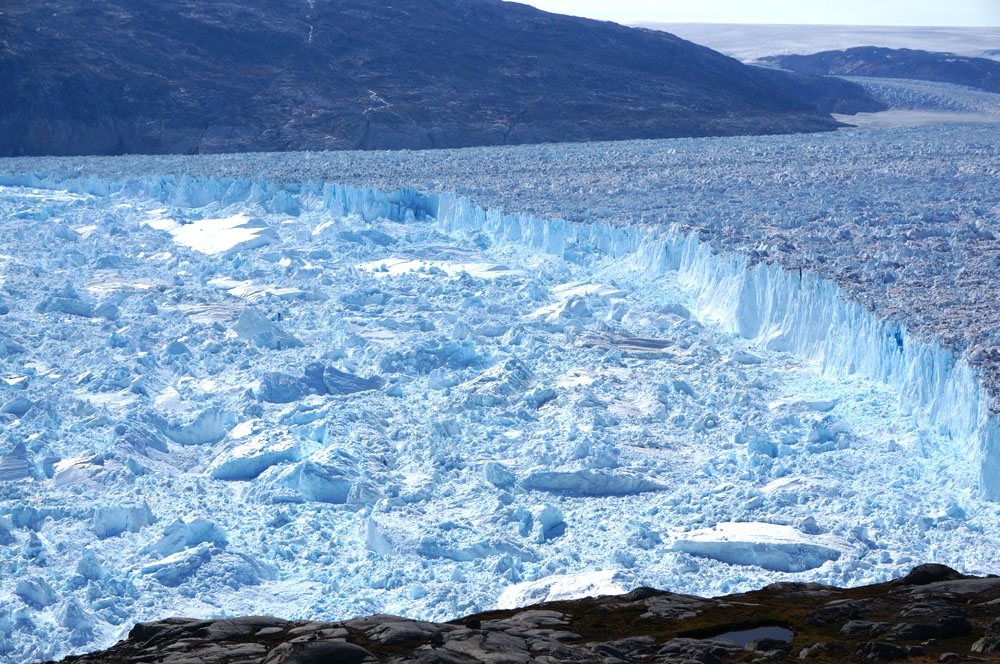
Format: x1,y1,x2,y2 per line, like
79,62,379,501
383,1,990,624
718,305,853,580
0,115,998,661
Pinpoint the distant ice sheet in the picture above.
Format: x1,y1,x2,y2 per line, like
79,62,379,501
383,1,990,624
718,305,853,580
835,109,1000,129
832,76,1000,128
636,23,1000,61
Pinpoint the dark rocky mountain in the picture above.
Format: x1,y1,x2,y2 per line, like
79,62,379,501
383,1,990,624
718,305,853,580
47,565,1000,664
762,47,1000,94
0,0,882,157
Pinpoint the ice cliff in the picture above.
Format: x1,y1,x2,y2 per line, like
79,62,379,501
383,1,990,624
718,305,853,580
0,122,998,662
435,188,1000,499
3,168,998,493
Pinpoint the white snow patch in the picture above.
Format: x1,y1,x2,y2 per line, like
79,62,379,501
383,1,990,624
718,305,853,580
145,212,276,255
497,570,633,610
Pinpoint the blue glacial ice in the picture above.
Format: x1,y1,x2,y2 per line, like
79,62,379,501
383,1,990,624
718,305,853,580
0,120,998,662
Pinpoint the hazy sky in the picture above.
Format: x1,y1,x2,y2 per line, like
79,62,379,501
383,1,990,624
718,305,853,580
516,0,1000,26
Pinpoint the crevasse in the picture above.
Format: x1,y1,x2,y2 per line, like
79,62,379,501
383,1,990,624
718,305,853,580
2,170,997,498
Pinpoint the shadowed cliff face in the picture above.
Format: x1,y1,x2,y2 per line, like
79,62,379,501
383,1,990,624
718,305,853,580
42,565,1000,664
0,0,881,156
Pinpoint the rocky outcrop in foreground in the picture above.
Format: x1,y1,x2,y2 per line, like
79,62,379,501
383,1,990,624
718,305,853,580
49,565,1000,663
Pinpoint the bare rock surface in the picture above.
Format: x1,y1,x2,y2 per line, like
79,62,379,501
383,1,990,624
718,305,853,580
0,0,881,157
45,566,1000,664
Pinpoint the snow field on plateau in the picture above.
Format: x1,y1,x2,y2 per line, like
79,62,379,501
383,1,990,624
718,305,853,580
0,156,998,663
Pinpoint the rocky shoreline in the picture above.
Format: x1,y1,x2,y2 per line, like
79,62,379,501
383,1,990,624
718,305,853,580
47,565,1000,663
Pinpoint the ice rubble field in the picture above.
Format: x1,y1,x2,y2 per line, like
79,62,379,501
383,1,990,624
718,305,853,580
0,118,998,660
0,176,978,663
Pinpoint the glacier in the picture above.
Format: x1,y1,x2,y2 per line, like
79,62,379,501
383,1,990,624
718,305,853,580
0,117,999,662
434,191,998,497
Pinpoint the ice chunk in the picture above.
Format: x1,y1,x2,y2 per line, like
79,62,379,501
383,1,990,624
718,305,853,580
53,454,132,487
149,516,227,557
339,229,396,246
94,301,120,321
1,397,33,418
524,387,557,408
93,503,154,539
497,570,633,610
152,407,232,446
0,521,14,546
747,436,778,458
0,331,26,357
798,516,823,535
540,295,593,323
57,600,95,647
234,307,302,350
247,448,359,504
521,470,665,496
164,340,190,356
197,551,272,590
140,543,212,586
35,296,94,318
577,331,673,358
75,547,104,581
24,531,45,562
461,358,534,408
552,282,629,300
258,365,382,402
762,477,843,505
671,522,848,572
115,423,169,455
533,505,566,542
672,380,696,398
378,339,480,373
364,517,397,556
452,319,471,340
359,257,519,278
0,443,32,481
417,536,537,562
258,371,311,404
209,434,301,481
733,350,763,364
483,461,516,488
209,277,310,302
323,366,385,395
15,578,56,608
